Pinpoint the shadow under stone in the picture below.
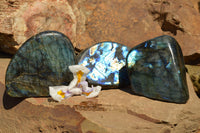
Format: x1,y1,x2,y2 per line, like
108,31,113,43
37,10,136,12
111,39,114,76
119,66,130,88
2,84,25,110
118,66,136,94
184,53,200,65
0,52,13,58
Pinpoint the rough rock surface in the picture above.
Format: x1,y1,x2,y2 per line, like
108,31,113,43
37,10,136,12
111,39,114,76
1,0,200,56
0,59,108,133
1,60,200,132
186,65,200,97
1,0,200,132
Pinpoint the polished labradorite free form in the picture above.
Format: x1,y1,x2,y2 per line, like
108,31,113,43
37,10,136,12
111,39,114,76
78,42,130,88
6,31,76,97
126,35,189,103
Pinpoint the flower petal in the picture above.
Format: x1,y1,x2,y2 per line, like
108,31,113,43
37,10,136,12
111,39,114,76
86,86,101,98
49,86,67,102
68,87,82,95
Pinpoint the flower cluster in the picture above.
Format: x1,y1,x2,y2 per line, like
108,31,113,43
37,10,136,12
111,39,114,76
49,65,101,102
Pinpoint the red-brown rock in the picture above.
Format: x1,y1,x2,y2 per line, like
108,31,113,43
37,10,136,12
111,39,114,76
1,0,200,56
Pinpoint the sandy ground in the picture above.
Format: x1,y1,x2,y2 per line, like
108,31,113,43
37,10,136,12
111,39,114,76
1,58,200,133
0,58,10,83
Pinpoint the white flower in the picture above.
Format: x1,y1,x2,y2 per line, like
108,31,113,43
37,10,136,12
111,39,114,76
68,65,90,90
68,87,82,95
49,65,101,102
49,86,69,102
78,81,88,91
86,86,101,98
69,65,90,82
82,85,102,98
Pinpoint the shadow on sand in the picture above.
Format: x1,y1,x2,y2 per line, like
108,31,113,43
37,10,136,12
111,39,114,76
1,83,25,110
2,53,200,109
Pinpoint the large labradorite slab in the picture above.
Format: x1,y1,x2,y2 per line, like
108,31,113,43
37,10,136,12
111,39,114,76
6,31,76,97
126,35,189,103
78,42,130,88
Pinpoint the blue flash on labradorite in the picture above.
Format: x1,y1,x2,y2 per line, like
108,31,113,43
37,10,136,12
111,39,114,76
78,42,131,88
126,35,189,103
6,31,76,97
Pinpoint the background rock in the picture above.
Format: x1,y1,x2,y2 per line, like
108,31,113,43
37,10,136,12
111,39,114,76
186,65,200,97
1,0,200,132
1,0,200,56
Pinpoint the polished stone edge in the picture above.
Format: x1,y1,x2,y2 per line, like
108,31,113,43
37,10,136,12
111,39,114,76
126,35,189,104
77,41,131,88
5,31,76,97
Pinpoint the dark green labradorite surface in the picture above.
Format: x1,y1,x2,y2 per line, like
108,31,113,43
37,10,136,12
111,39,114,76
6,31,76,97
126,35,189,103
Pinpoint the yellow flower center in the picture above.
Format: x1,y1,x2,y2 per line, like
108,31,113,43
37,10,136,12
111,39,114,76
82,91,92,96
57,90,65,98
77,70,84,83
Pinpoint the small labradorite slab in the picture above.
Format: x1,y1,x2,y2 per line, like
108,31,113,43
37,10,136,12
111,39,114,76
126,35,189,103
6,31,76,97
78,42,131,88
